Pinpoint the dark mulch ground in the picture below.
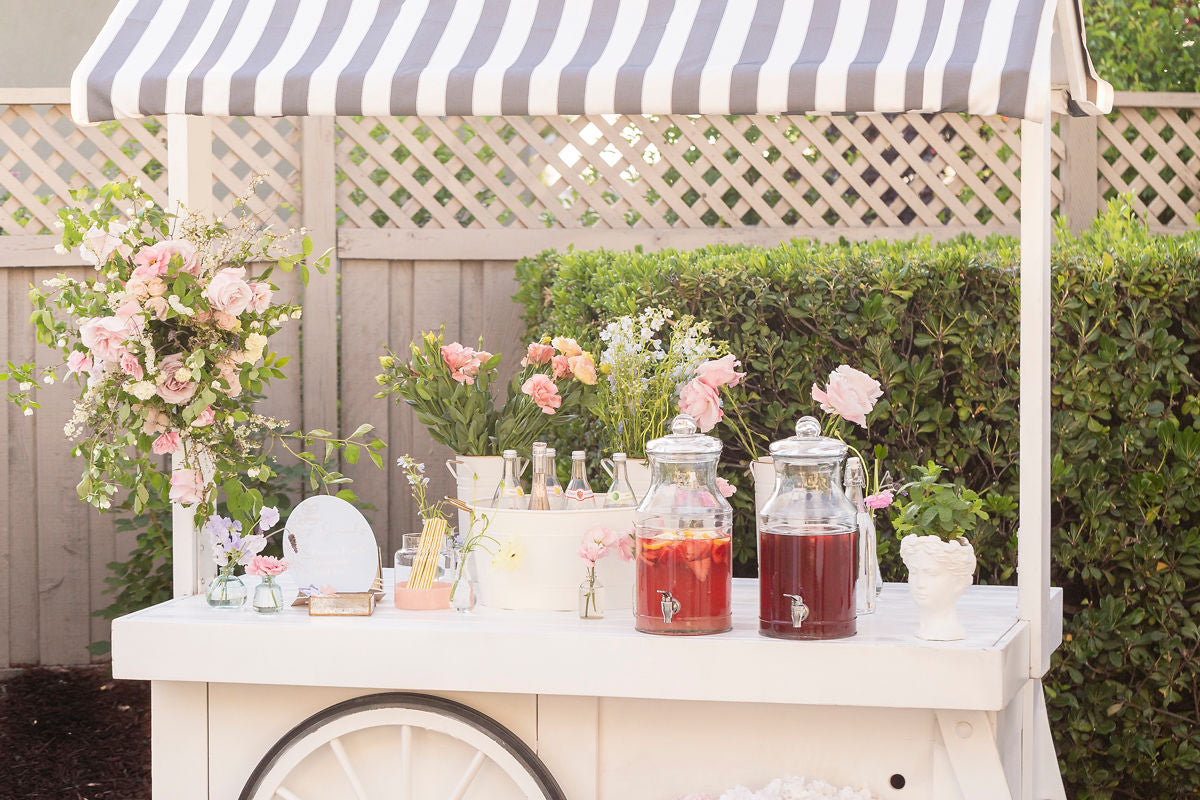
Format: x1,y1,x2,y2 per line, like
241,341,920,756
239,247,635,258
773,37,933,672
0,667,151,800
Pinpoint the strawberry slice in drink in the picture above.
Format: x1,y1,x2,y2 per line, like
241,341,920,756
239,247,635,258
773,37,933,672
680,537,713,582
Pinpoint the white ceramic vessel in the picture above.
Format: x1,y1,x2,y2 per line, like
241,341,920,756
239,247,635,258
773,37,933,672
447,454,506,532
749,456,775,531
899,533,977,641
470,506,637,611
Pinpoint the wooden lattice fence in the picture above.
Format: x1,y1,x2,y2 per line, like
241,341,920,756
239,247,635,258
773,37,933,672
0,89,1197,668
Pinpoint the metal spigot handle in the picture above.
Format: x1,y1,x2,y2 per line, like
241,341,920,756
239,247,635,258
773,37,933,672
783,594,809,628
658,590,681,624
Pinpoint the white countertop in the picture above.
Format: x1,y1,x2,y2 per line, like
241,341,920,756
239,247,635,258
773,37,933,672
112,578,1059,711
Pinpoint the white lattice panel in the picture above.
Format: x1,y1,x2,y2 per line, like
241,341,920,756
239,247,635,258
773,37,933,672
1099,106,1200,228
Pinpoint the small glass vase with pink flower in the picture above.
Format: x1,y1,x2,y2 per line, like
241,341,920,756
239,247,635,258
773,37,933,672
248,555,289,614
204,506,280,610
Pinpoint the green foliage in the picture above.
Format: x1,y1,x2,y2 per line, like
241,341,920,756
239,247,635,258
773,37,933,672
1085,1,1200,91
514,201,1200,798
891,462,988,541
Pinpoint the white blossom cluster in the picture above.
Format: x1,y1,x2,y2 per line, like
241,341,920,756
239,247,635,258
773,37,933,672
714,777,878,800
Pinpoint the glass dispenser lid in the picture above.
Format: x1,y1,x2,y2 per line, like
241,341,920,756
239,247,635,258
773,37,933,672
768,415,847,460
645,414,723,458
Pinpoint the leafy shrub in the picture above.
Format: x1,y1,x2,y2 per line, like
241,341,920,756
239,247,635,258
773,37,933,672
514,202,1200,798
1085,1,1200,92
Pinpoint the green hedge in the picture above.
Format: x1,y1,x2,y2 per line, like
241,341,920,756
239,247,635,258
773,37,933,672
1086,1,1200,92
514,205,1200,799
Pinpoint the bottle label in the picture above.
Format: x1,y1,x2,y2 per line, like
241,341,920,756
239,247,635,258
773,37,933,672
566,488,594,502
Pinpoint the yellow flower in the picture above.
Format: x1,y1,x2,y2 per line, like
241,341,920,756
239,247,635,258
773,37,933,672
491,536,525,572
379,355,395,369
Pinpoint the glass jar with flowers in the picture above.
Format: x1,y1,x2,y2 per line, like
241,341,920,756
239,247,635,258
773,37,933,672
577,525,621,619
204,506,280,608
247,554,289,613
3,178,385,593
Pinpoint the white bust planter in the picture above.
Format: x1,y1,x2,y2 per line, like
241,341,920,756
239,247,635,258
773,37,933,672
899,533,976,641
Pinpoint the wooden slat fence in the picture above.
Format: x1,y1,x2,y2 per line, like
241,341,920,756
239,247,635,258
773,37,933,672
0,89,1196,666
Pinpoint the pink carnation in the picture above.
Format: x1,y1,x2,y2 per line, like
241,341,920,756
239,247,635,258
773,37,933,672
152,431,181,455
695,354,745,389
247,555,288,577
168,469,205,506
523,342,555,366
678,378,722,432
522,373,562,415
865,490,894,510
811,365,883,428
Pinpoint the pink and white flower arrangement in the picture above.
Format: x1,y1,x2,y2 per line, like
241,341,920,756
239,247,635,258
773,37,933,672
578,525,622,618
810,364,894,510
5,178,383,535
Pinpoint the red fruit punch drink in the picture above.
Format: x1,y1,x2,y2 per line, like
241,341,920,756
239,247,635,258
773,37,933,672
759,524,857,639
635,528,732,635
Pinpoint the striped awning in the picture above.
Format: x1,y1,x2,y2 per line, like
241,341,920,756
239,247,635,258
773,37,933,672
71,0,1112,125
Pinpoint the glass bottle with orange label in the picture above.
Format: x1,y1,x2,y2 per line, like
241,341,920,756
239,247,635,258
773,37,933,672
633,414,733,635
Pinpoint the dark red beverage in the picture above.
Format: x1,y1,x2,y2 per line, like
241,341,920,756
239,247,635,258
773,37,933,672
635,530,732,635
759,525,857,639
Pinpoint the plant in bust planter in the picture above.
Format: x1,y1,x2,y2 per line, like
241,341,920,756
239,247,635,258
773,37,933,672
892,462,988,641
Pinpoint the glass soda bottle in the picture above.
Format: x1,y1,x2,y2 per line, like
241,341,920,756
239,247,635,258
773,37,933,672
758,416,859,639
544,447,567,510
528,442,551,511
602,452,639,508
634,414,733,635
565,450,597,508
491,449,528,510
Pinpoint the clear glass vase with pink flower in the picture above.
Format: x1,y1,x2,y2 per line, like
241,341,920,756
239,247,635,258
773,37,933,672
248,555,288,614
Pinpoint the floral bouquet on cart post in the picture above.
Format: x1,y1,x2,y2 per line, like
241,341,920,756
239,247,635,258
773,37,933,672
2,178,385,594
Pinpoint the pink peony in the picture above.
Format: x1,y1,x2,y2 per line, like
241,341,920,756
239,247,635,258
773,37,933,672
79,316,130,362
168,469,205,505
716,477,736,498
550,354,572,380
811,365,883,428
695,354,745,389
523,342,555,366
206,266,254,316
155,353,198,405
191,406,216,427
522,374,562,415
246,555,288,577
216,357,243,398
152,431,181,455
79,222,130,267
678,378,723,432
119,352,144,380
248,282,273,313
568,354,597,385
552,336,583,357
865,490,894,510
66,351,92,375
133,240,199,277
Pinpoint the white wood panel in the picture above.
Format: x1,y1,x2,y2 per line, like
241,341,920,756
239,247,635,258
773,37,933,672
151,681,208,800
7,268,39,665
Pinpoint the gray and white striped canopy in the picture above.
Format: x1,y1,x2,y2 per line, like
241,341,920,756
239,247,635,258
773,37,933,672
72,0,1111,125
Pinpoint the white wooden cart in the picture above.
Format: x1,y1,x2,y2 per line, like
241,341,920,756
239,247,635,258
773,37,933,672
73,1,1112,798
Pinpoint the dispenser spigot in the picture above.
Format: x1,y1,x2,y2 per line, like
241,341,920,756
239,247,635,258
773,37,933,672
658,590,681,624
783,594,809,628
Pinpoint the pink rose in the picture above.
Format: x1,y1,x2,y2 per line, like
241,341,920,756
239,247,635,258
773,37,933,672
79,222,130,267
216,357,243,398
191,406,216,427
716,477,736,498
617,529,635,562
811,365,883,428
551,354,572,380
79,316,130,362
119,352,144,380
146,277,168,297
248,282,273,313
168,469,205,506
213,311,239,331
124,277,151,300
464,350,493,378
145,296,169,320
522,374,562,415
133,240,199,277
152,431,181,455
524,342,555,366
695,354,745,389
865,490,894,510
66,351,92,375
129,263,160,283
552,336,583,357
155,353,198,405
678,378,722,432
206,266,254,316
568,354,598,385
246,555,288,577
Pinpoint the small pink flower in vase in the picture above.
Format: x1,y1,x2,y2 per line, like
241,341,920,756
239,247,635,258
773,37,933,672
247,555,288,577
811,365,883,428
247,555,289,614
578,526,616,619
617,528,636,562
441,342,482,384
522,374,562,414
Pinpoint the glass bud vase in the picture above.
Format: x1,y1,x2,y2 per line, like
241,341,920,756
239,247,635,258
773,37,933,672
579,574,605,619
449,576,476,613
252,575,284,614
206,564,247,609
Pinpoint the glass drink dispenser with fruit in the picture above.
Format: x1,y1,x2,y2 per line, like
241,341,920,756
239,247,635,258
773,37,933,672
634,414,733,635
758,416,859,639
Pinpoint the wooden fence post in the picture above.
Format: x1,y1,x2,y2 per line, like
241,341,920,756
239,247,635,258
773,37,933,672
300,117,339,435
1060,114,1099,232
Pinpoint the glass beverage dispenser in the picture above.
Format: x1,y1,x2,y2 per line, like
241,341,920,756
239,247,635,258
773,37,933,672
634,414,733,635
758,416,859,639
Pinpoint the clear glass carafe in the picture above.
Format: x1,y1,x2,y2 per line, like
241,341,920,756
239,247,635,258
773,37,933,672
759,416,859,639
634,414,733,635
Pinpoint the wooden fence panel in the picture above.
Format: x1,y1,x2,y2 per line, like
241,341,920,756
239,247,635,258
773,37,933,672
1,91,1199,666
